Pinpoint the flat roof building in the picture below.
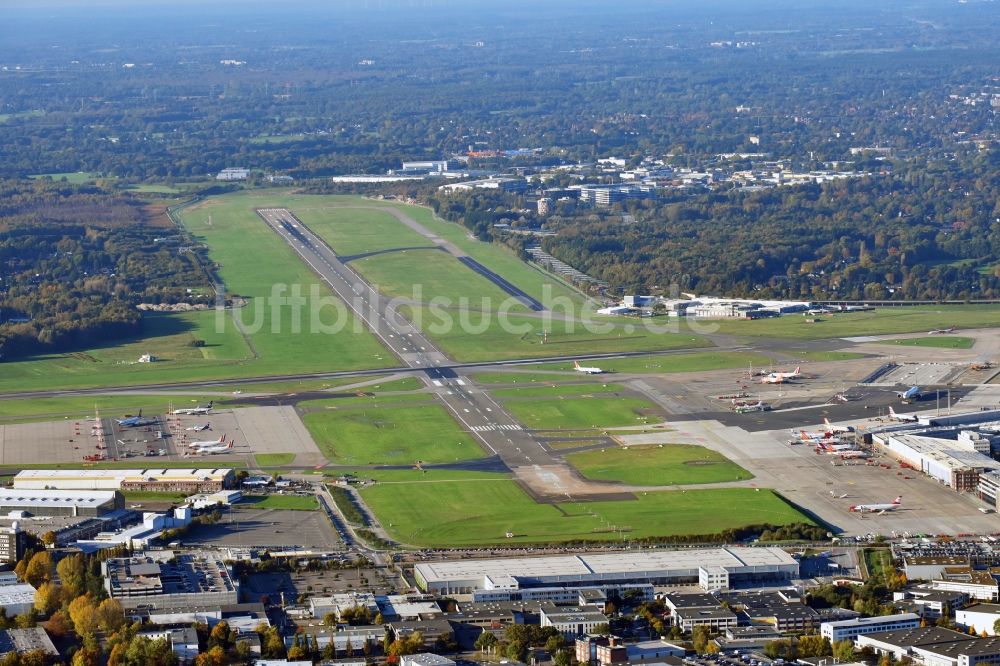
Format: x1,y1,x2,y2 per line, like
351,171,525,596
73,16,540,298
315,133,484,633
0,628,58,659
0,583,37,618
414,547,798,596
14,468,235,493
820,612,920,642
103,550,238,611
0,488,123,517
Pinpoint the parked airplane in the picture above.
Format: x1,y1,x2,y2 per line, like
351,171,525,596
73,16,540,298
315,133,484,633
172,401,214,416
797,429,838,442
186,434,228,449
185,424,211,432
895,386,921,400
850,497,902,513
573,361,603,375
116,410,158,427
192,440,235,455
888,406,919,422
762,367,801,384
823,418,855,433
928,327,956,335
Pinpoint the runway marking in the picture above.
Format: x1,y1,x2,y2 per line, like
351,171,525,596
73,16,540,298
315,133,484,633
470,424,523,432
456,379,466,386
432,380,442,387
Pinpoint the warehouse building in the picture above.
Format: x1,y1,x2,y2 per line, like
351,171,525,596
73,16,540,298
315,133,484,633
873,433,997,492
0,582,37,618
0,489,123,517
957,604,1000,636
0,628,58,659
13,468,236,493
103,550,239,611
413,547,798,597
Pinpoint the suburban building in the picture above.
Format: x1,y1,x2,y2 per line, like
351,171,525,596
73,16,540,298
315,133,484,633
856,627,977,661
819,612,921,642
414,547,798,597
0,582,37,617
216,168,249,181
13,468,236,493
892,587,968,619
663,594,737,632
103,550,239,611
0,628,58,659
573,183,657,207
957,604,1000,636
930,568,1000,602
0,488,124,517
0,524,28,564
539,604,609,637
139,627,200,664
400,655,456,666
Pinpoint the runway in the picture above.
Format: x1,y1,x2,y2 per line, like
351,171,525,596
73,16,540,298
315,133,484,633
255,208,590,499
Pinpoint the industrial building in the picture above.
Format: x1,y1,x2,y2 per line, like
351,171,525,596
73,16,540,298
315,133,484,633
439,177,527,193
819,612,920,642
873,432,999,492
0,488,124,517
573,183,657,207
0,525,27,564
413,547,798,597
539,604,609,637
0,628,58,659
103,550,239,611
0,582,37,618
13,468,236,493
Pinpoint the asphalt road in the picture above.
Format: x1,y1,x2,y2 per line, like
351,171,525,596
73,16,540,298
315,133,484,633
256,208,567,491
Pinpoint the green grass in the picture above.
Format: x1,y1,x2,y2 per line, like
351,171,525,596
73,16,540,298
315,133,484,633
788,350,868,361
327,485,366,525
566,444,752,486
492,383,627,398
303,404,485,465
244,494,318,511
406,306,711,362
125,183,186,194
254,453,295,467
122,490,191,504
504,396,659,430
29,171,104,183
686,305,1000,340
0,393,227,425
352,469,810,547
0,109,45,123
299,393,435,410
864,548,895,583
471,372,570,385
294,206,432,257
545,439,606,450
530,351,773,374
882,336,976,349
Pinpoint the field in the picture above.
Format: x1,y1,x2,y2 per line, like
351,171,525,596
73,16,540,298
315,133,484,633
787,350,868,361
405,306,711,362
687,305,1000,340
352,469,811,547
565,444,752,486
302,404,485,465
28,171,102,183
883,336,976,349
500,386,661,430
531,351,774,375
0,392,231,425
243,494,318,511
294,206,431,256
471,372,569,384
254,453,295,467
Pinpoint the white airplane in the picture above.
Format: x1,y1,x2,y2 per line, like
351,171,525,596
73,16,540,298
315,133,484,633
186,434,228,449
797,429,836,442
574,361,603,375
850,497,902,513
172,401,214,416
191,440,235,455
888,406,919,422
928,327,956,335
823,418,854,434
185,424,211,432
761,366,800,384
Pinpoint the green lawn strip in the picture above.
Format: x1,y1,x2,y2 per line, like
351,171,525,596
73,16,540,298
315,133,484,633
544,440,607,450
351,250,527,310
881,336,975,349
242,494,318,511
0,393,227,425
121,490,191,504
293,206,433,257
470,372,571,385
787,351,868,361
254,453,295,467
326,485,367,525
29,171,102,183
531,351,773,374
351,469,810,547
303,404,485,465
502,394,661,430
298,393,435,411
492,383,628,399
407,306,711,362
682,305,1000,340
565,444,752,486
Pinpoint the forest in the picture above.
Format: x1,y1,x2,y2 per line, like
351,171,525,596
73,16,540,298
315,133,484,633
0,181,211,359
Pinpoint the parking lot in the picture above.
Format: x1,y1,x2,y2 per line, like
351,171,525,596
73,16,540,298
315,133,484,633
185,506,345,550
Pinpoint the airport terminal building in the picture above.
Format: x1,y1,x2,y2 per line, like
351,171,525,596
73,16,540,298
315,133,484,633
414,547,799,599
13,468,236,493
